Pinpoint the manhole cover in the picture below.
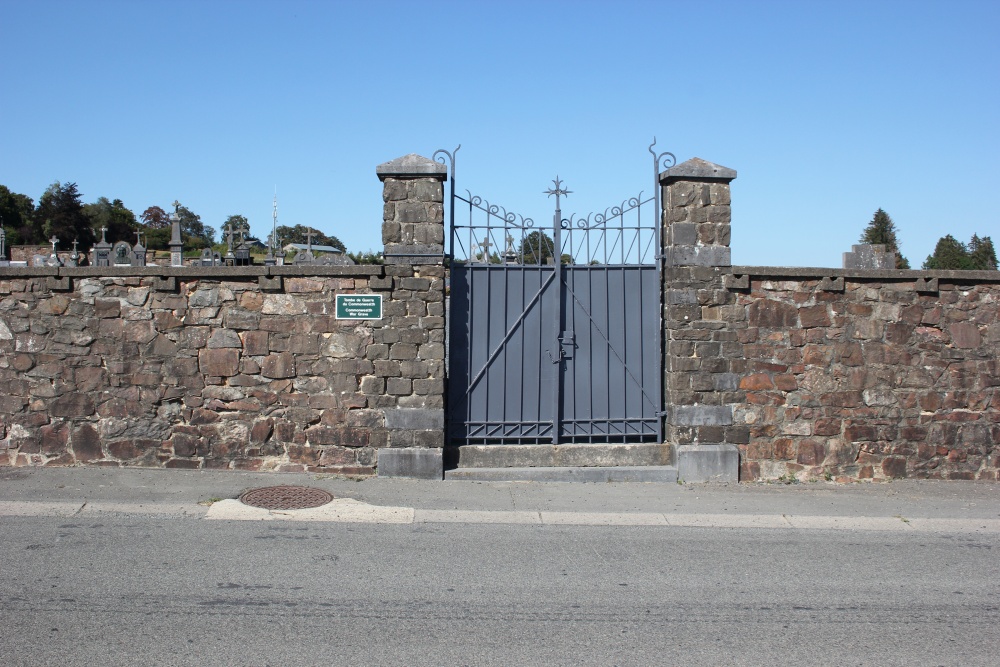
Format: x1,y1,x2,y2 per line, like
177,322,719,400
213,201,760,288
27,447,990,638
239,486,334,510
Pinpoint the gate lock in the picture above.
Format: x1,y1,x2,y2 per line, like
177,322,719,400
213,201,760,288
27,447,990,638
548,331,575,363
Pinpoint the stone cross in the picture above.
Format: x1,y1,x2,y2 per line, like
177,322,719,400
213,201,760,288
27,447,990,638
304,227,316,250
49,235,59,254
478,236,492,262
135,231,144,247
99,227,108,243
223,224,236,260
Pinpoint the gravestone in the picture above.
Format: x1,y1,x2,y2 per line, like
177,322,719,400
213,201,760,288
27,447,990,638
131,233,147,266
93,228,112,267
843,244,896,270
234,241,252,266
113,242,132,265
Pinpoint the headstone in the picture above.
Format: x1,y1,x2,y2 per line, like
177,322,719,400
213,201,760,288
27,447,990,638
47,236,63,266
113,242,132,265
93,228,112,267
843,244,896,270
234,241,252,266
169,208,184,267
66,241,80,268
131,232,147,266
200,248,216,267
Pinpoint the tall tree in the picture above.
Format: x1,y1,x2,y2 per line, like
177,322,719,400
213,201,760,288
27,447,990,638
140,206,170,229
34,182,95,252
859,208,909,269
140,206,173,249
0,185,37,246
968,235,998,271
922,233,998,270
274,224,345,252
83,197,138,244
174,204,214,251
519,230,555,264
221,214,249,241
923,234,972,270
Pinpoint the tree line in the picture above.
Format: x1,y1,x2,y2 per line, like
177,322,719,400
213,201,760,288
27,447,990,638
0,182,355,257
858,208,996,271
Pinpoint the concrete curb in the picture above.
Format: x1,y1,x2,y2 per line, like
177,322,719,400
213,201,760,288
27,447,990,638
3,499,999,532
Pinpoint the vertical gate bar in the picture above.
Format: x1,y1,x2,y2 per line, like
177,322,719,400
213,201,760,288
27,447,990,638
545,177,570,444
466,203,474,440
552,214,563,444
535,266,543,442
649,141,672,443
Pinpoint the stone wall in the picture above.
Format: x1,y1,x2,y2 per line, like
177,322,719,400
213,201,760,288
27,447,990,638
660,158,999,483
2,150,997,483
729,269,999,481
0,265,445,472
0,153,448,476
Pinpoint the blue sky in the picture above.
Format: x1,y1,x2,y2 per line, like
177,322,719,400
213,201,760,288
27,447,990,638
2,0,997,267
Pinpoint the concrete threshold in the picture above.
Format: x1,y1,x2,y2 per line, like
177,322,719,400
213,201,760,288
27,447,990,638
443,466,679,483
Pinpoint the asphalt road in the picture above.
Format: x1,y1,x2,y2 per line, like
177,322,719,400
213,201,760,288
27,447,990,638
2,513,998,667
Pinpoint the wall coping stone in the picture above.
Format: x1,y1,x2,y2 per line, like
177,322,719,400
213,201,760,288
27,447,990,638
731,265,1000,282
376,154,447,182
660,157,737,184
0,265,384,279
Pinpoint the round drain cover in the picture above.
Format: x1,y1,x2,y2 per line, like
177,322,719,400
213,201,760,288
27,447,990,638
239,486,334,510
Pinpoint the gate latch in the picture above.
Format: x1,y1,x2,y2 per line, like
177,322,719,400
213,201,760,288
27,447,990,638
548,332,575,363
558,330,575,360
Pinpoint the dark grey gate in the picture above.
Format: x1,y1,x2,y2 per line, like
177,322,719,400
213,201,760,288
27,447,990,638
438,144,673,445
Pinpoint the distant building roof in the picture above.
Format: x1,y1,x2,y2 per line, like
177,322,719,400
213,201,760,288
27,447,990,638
283,243,343,254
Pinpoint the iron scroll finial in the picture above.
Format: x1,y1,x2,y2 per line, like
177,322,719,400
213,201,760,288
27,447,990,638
648,137,676,172
433,145,460,180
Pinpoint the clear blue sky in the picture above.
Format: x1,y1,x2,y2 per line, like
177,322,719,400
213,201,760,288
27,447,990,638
2,0,997,267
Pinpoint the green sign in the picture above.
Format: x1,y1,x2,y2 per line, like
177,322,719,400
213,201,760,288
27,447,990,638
336,294,382,320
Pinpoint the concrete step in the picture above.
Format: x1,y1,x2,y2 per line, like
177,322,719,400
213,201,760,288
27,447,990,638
444,443,674,469
444,465,679,484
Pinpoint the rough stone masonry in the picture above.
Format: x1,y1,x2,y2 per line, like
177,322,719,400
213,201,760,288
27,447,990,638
0,154,448,476
0,152,997,482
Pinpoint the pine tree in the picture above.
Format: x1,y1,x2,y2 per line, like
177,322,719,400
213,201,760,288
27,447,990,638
968,235,998,270
923,235,972,270
34,182,96,252
859,208,909,268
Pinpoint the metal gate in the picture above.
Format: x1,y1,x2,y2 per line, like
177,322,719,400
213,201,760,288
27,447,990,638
437,144,672,446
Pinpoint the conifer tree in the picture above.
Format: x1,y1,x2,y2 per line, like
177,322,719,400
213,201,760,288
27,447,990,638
923,234,972,270
34,182,95,251
968,235,998,270
859,208,909,268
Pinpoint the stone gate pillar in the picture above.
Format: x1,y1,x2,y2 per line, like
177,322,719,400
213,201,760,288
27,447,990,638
661,158,744,482
374,154,448,479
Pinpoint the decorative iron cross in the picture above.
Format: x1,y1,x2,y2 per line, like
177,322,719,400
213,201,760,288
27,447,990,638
544,177,571,210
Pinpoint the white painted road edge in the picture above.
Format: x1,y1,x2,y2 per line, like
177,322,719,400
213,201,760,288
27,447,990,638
1,498,999,532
